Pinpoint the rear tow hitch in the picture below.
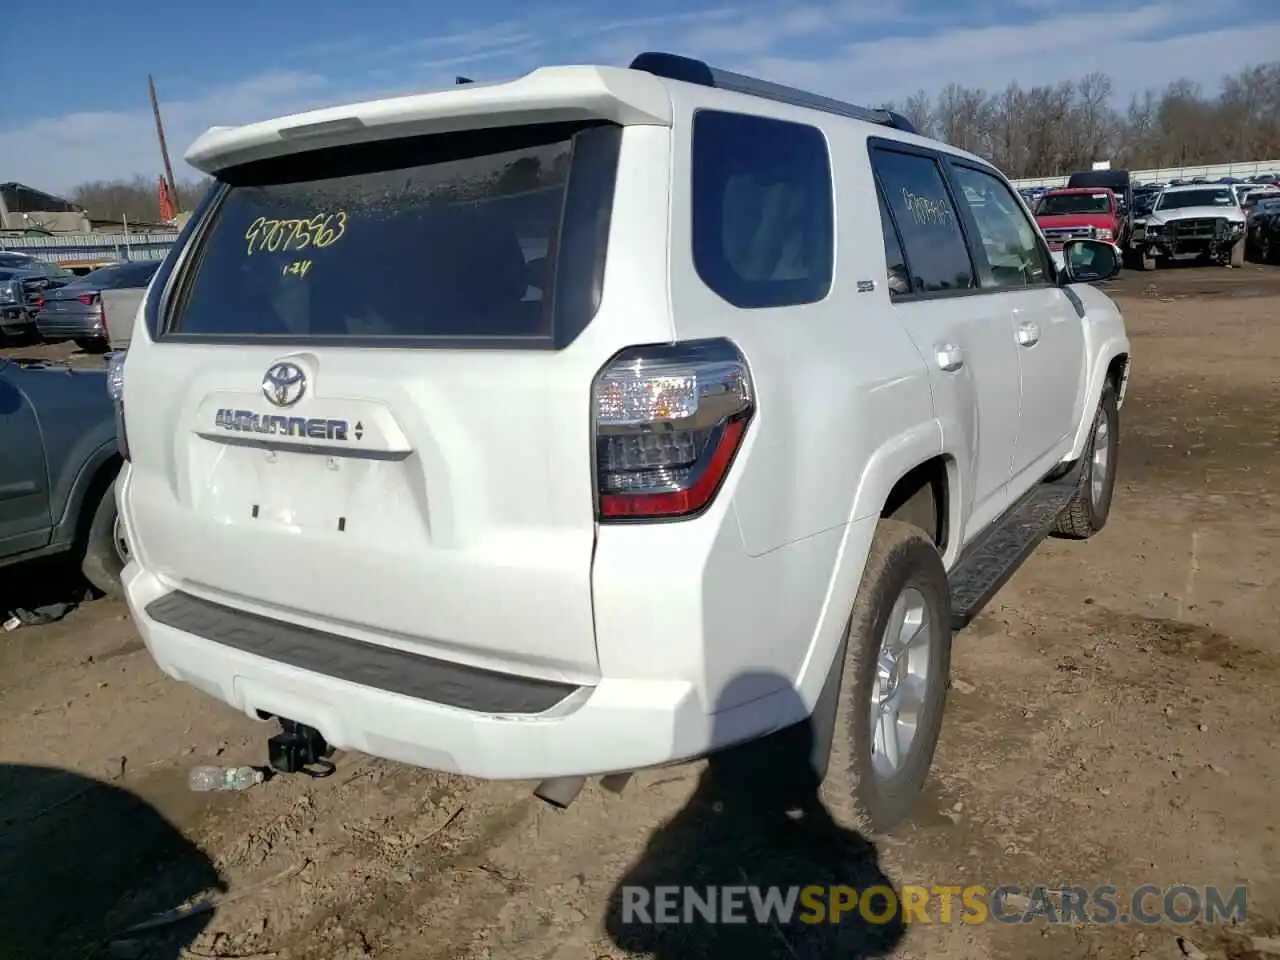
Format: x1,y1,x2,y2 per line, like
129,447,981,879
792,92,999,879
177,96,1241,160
267,719,336,778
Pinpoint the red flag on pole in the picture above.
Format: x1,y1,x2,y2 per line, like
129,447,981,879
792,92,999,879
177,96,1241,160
157,176,174,221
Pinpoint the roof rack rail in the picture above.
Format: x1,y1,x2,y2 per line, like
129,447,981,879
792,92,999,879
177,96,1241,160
628,51,919,135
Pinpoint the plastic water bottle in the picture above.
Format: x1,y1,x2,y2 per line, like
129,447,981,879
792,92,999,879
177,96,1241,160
188,765,265,792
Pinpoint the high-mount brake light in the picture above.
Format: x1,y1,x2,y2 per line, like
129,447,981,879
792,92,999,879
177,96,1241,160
592,339,753,520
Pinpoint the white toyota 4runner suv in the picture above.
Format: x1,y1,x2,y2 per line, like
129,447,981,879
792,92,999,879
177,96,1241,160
111,52,1130,831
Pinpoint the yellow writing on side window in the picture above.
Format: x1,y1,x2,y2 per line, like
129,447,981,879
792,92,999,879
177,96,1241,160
245,212,348,255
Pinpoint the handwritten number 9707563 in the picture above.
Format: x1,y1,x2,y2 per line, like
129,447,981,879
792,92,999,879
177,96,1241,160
244,212,347,256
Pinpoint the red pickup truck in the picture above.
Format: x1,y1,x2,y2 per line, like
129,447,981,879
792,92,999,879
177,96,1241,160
1034,187,1125,254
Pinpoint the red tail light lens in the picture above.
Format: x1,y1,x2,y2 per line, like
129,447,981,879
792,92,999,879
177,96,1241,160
592,338,753,520
78,293,99,305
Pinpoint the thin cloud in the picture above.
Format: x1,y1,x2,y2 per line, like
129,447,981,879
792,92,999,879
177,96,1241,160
744,11,1280,107
9,0,1277,193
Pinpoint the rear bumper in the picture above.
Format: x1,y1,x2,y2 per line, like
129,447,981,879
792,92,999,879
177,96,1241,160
0,307,35,335
36,315,105,340
124,560,826,779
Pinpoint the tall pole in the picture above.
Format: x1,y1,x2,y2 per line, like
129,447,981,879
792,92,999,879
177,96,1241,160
149,74,182,214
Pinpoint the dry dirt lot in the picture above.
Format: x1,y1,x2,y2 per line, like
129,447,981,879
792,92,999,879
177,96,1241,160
2,264,1279,960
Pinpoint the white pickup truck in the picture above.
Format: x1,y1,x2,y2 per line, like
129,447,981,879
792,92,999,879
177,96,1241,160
110,52,1131,832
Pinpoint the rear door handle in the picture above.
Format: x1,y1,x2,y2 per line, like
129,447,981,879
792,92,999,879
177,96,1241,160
1017,321,1041,346
935,343,964,372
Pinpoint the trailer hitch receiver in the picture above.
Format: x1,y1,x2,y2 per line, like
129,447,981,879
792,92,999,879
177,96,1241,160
268,719,336,777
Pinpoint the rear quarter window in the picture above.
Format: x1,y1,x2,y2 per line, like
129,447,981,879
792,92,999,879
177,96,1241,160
690,110,834,309
164,122,620,345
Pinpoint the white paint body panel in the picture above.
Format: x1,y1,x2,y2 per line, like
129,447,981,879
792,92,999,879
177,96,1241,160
120,64,1128,780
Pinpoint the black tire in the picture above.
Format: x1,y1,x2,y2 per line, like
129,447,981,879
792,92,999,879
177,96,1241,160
76,338,110,354
823,519,952,833
1260,233,1277,265
80,478,125,597
1052,380,1119,540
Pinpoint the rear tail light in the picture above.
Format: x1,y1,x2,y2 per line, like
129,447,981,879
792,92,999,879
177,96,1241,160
592,338,753,520
106,351,130,460
78,292,99,305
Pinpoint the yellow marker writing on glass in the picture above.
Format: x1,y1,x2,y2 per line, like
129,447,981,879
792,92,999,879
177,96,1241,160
245,212,347,256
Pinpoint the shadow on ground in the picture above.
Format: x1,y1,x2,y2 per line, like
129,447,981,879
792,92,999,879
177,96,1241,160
0,557,98,629
0,763,225,960
605,674,905,959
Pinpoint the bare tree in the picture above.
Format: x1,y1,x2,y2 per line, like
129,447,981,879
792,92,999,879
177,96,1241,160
69,175,211,224
856,61,1280,176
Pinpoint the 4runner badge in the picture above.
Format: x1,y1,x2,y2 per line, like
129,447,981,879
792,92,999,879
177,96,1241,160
213,409,357,442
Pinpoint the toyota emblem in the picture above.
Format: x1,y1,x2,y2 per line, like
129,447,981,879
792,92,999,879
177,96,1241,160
262,361,307,407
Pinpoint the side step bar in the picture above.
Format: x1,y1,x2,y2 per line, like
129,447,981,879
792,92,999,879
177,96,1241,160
948,465,1082,630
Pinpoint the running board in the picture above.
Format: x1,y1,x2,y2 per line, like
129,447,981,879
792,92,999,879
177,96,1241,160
947,467,1081,631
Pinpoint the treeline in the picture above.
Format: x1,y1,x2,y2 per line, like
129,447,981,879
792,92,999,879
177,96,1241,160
61,62,1280,220
67,175,212,224
881,62,1280,179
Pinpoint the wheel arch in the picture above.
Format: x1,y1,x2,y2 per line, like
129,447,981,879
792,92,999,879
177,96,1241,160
1067,339,1130,461
54,441,123,550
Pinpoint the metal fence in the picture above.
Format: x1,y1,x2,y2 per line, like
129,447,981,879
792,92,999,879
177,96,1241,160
0,232,178,265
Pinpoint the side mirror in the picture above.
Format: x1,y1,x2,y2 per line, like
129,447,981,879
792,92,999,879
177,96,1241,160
1061,238,1121,283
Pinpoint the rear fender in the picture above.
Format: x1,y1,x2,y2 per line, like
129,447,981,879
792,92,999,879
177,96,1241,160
51,437,120,549
795,421,947,714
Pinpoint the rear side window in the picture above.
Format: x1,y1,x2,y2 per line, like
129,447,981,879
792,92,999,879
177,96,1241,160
166,123,620,344
691,110,833,308
872,148,975,295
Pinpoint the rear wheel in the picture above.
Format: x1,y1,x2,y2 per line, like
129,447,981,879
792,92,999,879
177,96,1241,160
823,520,952,833
80,479,126,597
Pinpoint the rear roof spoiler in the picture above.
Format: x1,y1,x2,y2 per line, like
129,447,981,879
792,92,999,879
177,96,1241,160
185,65,674,174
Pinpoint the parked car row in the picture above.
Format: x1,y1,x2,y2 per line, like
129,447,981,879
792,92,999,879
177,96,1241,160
1019,170,1280,271
0,250,158,350
1247,195,1280,263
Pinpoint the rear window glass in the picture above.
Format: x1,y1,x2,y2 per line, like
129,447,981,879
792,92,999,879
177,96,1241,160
82,260,160,288
169,125,585,340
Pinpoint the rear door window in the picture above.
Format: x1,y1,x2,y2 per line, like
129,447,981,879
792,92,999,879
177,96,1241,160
167,123,617,343
871,148,975,295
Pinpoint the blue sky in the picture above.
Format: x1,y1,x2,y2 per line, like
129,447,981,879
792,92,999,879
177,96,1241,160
4,0,1279,193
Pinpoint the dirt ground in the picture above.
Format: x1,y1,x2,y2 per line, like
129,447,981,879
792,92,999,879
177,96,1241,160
2,263,1279,960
